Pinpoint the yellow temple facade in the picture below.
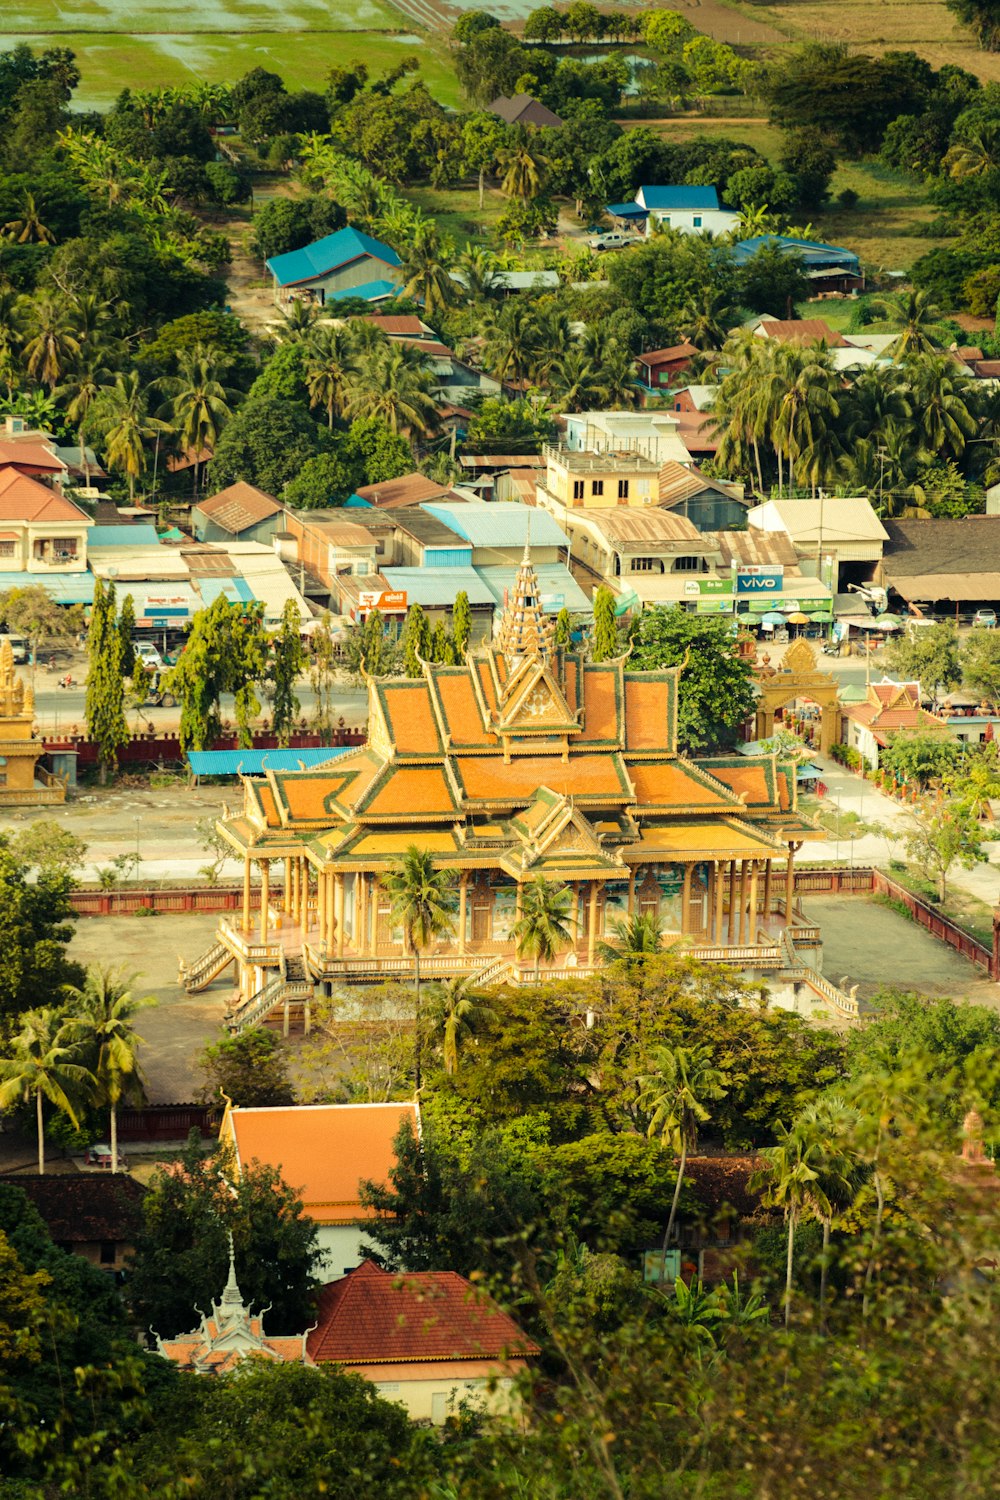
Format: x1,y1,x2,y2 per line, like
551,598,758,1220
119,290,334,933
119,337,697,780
185,550,826,1030
0,639,65,805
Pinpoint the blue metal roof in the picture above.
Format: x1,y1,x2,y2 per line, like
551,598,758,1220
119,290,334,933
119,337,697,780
477,564,591,614
639,185,720,211
380,566,496,607
265,226,402,288
86,525,161,547
0,570,95,603
420,502,569,549
606,201,648,218
344,493,372,508
186,746,353,777
324,278,400,304
730,234,860,271
197,577,242,607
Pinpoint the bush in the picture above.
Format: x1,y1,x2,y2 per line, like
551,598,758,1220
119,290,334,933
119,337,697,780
837,187,859,210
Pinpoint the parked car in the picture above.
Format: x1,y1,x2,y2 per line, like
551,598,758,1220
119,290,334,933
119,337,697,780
0,633,28,663
85,1142,126,1169
973,609,997,629
588,230,636,251
135,641,164,671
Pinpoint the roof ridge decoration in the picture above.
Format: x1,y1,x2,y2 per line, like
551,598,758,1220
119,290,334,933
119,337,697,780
495,529,556,673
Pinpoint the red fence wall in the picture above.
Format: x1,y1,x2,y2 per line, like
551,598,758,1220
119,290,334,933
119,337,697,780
44,726,365,771
116,1104,216,1141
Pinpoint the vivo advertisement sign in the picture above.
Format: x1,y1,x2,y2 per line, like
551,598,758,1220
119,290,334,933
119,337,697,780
735,565,784,595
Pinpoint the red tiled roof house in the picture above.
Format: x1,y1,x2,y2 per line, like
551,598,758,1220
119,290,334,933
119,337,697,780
307,1259,539,1422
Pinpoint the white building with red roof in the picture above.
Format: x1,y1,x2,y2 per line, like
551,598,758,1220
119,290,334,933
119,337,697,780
307,1259,538,1422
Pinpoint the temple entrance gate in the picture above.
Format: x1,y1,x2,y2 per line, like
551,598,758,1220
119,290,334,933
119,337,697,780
754,639,842,755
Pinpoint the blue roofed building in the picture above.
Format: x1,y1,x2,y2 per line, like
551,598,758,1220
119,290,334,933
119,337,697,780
730,234,863,293
266,227,403,309
631,185,740,238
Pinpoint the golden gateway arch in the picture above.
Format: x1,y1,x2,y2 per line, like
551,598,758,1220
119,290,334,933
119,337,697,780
754,639,842,755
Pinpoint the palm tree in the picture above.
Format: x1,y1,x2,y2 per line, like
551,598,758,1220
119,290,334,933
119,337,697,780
548,349,603,413
597,911,664,968
867,289,948,360
302,324,358,429
500,140,546,201
346,341,437,436
380,846,455,1091
65,966,155,1173
429,976,494,1076
3,193,55,244
0,1009,95,1175
91,371,169,500
772,344,842,490
902,353,978,461
456,247,499,300
838,364,913,447
512,875,574,980
789,1096,858,1327
943,121,1000,180
752,1121,826,1329
158,344,236,494
21,295,82,391
482,301,543,385
402,223,455,321
55,359,115,481
277,297,321,343
638,1043,728,1258
678,287,737,351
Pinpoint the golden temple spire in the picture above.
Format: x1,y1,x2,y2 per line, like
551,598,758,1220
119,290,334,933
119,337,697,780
496,525,556,670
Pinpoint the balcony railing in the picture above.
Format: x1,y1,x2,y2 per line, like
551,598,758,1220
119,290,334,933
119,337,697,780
219,919,282,966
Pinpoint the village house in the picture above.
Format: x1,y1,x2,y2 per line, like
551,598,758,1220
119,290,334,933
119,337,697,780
877,515,1000,618
731,234,864,295
307,1259,539,1422
748,496,888,596
12,1172,146,1272
841,679,953,770
191,483,283,546
606,185,740,238
183,548,830,1031
563,410,691,465
635,342,701,392
266,226,403,310
217,1100,419,1277
0,470,93,582
489,92,563,129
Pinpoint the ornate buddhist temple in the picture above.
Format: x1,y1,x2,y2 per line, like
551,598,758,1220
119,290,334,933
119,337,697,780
0,638,65,805
185,547,832,1030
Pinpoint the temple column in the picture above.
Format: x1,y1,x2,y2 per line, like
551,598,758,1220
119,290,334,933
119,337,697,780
748,860,760,944
785,843,797,916
335,874,345,958
458,874,468,955
370,880,379,954
318,872,327,947
681,864,692,936
763,859,773,924
515,883,524,923
357,874,368,954
587,882,599,966
726,861,738,945
713,860,724,944
627,868,636,915
259,860,270,943
242,857,252,935
283,857,292,916
736,860,748,945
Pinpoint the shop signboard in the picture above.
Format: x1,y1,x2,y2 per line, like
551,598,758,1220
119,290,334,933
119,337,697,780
735,565,784,595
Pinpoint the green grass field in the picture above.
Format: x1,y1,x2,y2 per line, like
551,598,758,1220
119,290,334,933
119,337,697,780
0,0,461,108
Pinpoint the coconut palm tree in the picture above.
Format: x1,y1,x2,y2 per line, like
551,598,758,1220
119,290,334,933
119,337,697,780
512,875,574,980
0,1009,95,1175
89,370,169,500
867,289,948,360
455,247,499,300
21,295,82,391
772,344,842,490
65,966,155,1173
597,911,664,967
752,1119,832,1329
429,976,494,1076
838,363,913,446
55,358,116,481
548,348,603,413
789,1096,859,1327
381,846,455,1091
402,223,455,321
943,121,1000,180
500,140,546,201
678,287,737,351
902,352,978,461
482,301,543,385
301,324,358,430
637,1043,728,1258
3,193,56,244
157,344,236,494
346,341,437,436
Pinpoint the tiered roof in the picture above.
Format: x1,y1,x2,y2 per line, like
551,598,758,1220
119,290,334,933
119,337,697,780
220,551,815,873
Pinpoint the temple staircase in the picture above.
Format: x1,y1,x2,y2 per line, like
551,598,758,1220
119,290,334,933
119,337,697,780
226,955,314,1035
179,940,235,994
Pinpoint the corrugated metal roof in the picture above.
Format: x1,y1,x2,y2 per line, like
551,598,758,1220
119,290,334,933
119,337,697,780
381,567,495,607
421,502,568,549
640,185,720,210
0,570,95,603
187,747,352,777
265,227,401,288
87,524,161,547
478,564,590,613
325,279,400,303
580,509,701,545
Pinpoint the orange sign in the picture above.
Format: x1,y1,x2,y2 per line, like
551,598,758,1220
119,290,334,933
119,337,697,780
357,589,408,612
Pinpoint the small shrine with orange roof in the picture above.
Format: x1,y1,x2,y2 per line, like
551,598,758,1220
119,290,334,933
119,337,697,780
185,546,825,1029
0,637,64,804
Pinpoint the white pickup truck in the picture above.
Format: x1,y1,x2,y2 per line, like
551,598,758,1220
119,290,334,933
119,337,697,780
588,229,637,251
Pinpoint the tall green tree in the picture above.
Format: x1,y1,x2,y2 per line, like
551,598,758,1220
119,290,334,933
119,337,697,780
157,342,236,494
268,599,305,745
592,586,617,662
637,1042,728,1256
302,323,358,429
84,370,167,500
117,592,136,678
64,966,154,1174
428,976,494,1076
626,606,757,752
84,576,129,785
402,601,431,678
380,846,455,1091
21,294,80,390
166,595,268,752
0,1008,94,1175
512,875,574,980
555,606,572,649
452,589,472,658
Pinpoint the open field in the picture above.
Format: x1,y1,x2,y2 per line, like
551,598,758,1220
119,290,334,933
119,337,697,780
746,0,1000,80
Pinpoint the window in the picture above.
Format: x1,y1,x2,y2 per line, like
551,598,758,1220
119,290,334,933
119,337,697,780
99,1241,116,1266
52,538,77,560
572,480,585,501
631,557,655,572
591,480,604,497
0,540,13,558
673,556,700,572
693,215,703,228
617,480,629,500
